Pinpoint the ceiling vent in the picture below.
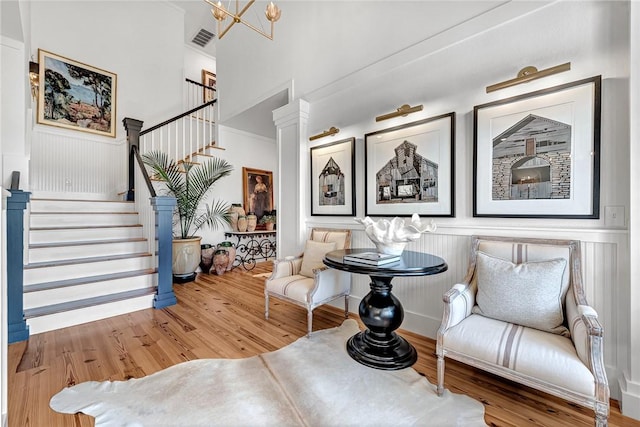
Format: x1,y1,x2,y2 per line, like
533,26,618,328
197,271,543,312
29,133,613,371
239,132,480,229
192,29,215,47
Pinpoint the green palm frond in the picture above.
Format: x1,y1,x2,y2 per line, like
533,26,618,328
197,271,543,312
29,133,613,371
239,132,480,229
141,150,233,239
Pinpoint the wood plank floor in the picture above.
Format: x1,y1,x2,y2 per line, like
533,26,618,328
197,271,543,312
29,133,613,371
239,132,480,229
8,263,639,427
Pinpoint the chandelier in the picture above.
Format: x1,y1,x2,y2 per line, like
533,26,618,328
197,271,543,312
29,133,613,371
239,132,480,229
204,0,281,40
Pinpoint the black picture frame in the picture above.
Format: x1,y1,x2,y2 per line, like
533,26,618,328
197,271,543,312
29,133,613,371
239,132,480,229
310,137,356,216
473,76,601,218
364,113,455,217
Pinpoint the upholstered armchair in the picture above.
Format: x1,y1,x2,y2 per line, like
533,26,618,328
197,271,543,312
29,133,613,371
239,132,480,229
265,228,351,337
436,236,609,426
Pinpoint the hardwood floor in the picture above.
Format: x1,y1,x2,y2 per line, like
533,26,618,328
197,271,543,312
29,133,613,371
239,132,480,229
8,263,639,427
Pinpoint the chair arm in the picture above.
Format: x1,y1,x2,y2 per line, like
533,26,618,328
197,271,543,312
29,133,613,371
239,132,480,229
440,283,476,331
309,267,351,303
268,256,303,280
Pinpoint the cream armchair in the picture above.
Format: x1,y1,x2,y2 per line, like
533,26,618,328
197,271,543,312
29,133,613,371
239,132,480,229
265,228,351,337
436,236,609,426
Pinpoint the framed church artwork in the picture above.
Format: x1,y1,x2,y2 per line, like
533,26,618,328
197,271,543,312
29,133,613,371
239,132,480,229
310,137,356,216
473,75,601,218
364,113,455,217
37,49,117,138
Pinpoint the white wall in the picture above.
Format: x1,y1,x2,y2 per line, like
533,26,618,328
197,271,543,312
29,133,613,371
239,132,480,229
184,45,216,85
220,0,633,407
195,124,277,247
27,1,186,194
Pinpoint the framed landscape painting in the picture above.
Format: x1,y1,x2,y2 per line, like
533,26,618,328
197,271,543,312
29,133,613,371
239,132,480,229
364,113,455,217
37,49,117,138
310,137,356,216
473,76,601,218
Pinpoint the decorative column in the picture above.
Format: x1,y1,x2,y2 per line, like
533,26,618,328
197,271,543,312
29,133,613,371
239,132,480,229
6,190,30,343
621,1,640,420
272,99,310,257
151,196,177,308
123,118,144,202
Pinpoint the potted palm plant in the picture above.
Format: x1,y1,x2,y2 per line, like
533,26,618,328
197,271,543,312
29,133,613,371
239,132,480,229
142,151,233,282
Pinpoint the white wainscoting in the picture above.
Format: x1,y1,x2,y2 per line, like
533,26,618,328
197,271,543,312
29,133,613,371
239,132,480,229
306,220,628,399
30,128,128,197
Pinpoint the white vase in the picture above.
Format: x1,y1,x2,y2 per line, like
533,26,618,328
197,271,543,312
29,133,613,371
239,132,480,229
172,236,202,282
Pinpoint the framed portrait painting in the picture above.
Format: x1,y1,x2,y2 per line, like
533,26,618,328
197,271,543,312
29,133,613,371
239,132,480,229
473,75,601,218
37,49,117,137
242,167,274,221
202,69,216,102
364,112,455,217
310,137,356,216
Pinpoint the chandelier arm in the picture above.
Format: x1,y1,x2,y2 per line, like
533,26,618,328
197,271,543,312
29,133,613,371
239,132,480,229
204,0,277,40
236,18,274,40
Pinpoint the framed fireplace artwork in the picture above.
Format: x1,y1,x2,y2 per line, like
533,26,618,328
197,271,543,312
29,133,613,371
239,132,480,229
37,49,117,138
364,113,455,217
310,137,356,216
473,75,601,218
242,167,274,221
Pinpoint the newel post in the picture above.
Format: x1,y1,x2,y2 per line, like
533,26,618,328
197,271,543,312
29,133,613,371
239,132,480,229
152,196,177,308
6,190,30,343
123,118,144,202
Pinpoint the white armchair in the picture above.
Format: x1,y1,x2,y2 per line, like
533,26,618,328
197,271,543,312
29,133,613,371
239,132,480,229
265,228,351,336
436,236,609,426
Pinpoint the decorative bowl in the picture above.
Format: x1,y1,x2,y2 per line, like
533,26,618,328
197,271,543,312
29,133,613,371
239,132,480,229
354,214,437,255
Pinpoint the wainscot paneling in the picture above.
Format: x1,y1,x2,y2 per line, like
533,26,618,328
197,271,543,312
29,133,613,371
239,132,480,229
305,220,627,399
30,128,127,197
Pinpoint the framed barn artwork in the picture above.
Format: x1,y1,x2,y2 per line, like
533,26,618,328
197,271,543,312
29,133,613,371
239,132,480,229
310,137,356,216
473,76,601,218
364,113,455,217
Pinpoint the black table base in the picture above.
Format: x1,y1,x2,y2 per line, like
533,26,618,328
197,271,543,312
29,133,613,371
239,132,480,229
323,249,448,371
346,276,417,370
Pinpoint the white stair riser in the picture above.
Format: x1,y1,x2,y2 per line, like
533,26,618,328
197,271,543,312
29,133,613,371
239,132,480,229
29,240,149,263
25,256,153,284
30,226,144,244
30,213,140,227
30,199,135,213
24,274,157,309
26,296,155,335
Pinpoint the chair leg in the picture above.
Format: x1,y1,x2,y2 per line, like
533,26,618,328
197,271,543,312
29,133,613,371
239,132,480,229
344,295,349,319
436,354,445,396
265,292,269,320
307,309,313,338
594,401,609,426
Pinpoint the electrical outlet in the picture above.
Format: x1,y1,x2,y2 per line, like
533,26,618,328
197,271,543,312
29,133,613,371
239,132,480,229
604,206,624,228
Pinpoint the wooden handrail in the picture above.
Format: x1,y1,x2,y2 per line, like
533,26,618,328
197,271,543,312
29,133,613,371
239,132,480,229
140,99,217,136
132,145,156,198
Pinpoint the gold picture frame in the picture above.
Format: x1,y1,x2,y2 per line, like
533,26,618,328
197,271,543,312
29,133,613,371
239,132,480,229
37,49,117,138
202,69,216,103
242,167,274,224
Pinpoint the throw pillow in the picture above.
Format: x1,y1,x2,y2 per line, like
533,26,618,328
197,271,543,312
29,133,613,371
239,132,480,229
472,251,569,335
299,240,337,278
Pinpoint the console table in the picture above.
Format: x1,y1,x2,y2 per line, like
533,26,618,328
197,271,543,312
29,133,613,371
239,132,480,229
224,231,276,270
324,249,448,370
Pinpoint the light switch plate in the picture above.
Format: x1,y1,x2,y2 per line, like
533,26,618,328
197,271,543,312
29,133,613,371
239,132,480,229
604,206,625,228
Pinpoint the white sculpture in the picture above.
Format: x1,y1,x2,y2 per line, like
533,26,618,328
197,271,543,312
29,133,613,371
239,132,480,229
354,214,437,255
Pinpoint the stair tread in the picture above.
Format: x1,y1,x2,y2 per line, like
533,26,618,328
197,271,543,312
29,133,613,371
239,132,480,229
24,288,156,318
31,198,132,203
30,237,147,249
30,224,142,231
26,252,152,269
24,268,157,293
30,211,138,215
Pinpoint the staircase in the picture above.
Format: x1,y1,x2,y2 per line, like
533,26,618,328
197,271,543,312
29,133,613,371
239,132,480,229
23,195,157,334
